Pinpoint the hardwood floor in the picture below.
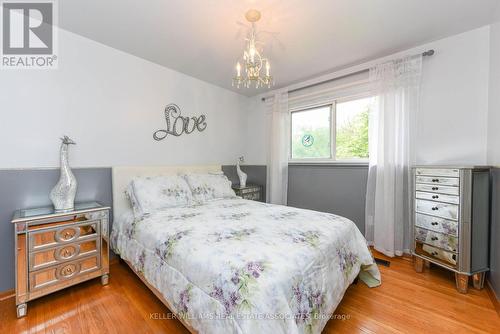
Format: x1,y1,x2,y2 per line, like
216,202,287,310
1,252,498,334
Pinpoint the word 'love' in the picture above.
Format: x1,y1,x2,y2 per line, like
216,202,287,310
153,104,207,140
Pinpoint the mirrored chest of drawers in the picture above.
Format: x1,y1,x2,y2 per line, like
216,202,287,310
412,167,490,294
12,202,110,317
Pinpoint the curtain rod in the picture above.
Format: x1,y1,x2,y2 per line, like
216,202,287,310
261,49,435,102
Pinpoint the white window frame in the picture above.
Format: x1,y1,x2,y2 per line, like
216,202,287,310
289,93,373,164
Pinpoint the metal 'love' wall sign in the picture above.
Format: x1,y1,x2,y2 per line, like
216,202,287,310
153,104,207,140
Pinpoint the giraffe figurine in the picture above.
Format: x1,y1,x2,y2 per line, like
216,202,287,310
50,136,78,212
236,156,247,188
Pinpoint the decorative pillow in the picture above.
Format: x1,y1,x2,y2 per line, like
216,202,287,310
126,175,193,218
183,173,237,203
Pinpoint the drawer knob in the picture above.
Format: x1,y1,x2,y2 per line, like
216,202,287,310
431,222,438,226
432,207,439,211
432,179,439,182
432,187,439,191
432,195,439,199
431,237,438,241
431,251,438,256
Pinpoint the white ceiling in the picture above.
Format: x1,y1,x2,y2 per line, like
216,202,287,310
59,0,500,96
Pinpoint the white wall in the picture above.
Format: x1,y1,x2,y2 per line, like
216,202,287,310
0,28,248,169
488,21,500,166
244,26,491,166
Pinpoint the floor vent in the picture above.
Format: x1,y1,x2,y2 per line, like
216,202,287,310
374,258,391,267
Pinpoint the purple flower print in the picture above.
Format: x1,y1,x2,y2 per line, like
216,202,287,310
310,291,323,309
176,285,192,316
209,260,266,315
209,285,224,300
293,285,303,303
231,273,240,285
246,261,264,278
136,250,146,273
291,282,325,327
337,247,359,279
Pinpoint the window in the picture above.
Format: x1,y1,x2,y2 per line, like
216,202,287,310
290,96,375,162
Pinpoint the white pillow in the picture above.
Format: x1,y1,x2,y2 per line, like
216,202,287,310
126,175,193,218
183,173,237,203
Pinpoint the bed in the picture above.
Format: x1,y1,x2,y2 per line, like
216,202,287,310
110,165,380,334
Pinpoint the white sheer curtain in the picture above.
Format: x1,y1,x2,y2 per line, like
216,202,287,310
365,55,422,257
266,90,289,205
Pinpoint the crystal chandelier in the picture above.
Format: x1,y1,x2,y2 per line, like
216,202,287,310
232,9,274,89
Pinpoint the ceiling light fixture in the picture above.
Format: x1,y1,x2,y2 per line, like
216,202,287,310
232,9,274,89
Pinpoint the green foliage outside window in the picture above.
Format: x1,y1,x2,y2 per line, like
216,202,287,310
336,108,369,159
291,107,369,160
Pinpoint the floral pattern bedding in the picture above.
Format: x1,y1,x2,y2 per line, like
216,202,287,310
111,198,380,334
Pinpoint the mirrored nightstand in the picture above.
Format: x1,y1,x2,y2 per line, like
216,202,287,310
12,202,110,317
232,184,263,201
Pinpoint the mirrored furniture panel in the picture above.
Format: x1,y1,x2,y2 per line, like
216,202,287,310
12,202,110,317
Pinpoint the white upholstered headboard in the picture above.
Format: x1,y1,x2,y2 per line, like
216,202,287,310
112,165,221,219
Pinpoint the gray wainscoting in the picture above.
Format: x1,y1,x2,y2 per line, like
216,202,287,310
0,168,112,292
287,164,369,234
222,165,267,202
489,168,500,299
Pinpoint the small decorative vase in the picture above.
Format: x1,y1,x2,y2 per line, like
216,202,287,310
236,156,247,188
50,136,78,212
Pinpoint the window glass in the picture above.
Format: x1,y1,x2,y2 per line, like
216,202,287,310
291,106,331,159
335,97,374,160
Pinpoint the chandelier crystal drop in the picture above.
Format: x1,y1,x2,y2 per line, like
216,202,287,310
232,9,274,89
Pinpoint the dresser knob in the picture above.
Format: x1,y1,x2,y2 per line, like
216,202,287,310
432,207,439,211
431,222,438,226
432,179,439,182
432,195,439,199
431,252,438,256
431,237,438,241
432,187,439,191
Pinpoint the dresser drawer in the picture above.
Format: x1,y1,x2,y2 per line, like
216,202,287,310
415,176,459,187
29,255,100,291
415,168,460,178
415,183,460,196
415,199,459,221
415,214,458,237
29,238,99,271
415,227,458,252
415,191,459,205
415,241,457,269
29,221,100,251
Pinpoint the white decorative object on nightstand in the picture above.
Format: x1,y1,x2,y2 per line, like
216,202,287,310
12,202,110,318
236,156,248,188
49,136,78,212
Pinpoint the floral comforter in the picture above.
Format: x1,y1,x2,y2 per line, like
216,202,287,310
111,198,380,334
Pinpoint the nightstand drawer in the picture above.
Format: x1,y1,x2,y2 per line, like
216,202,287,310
28,220,100,251
29,255,101,291
29,238,99,271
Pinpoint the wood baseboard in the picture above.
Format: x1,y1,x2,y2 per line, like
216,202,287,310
0,289,14,302
485,280,500,317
